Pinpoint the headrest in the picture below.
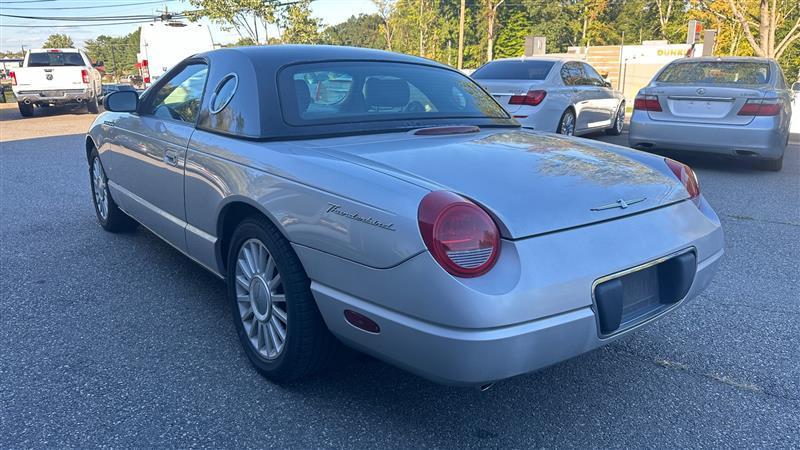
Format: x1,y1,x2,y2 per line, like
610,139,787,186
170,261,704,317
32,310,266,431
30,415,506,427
294,79,311,113
364,77,409,108
754,72,767,84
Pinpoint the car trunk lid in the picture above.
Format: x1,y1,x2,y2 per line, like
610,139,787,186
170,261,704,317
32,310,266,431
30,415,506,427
306,129,688,239
645,84,766,125
478,80,545,114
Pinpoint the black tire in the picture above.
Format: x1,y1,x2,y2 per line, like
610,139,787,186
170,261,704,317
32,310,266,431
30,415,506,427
89,149,138,232
18,101,34,117
87,95,100,114
227,215,338,383
556,108,576,135
757,155,783,172
605,102,625,136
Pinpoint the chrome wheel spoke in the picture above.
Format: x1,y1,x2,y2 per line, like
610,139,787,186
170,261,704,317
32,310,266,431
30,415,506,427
272,303,287,323
92,159,109,220
235,238,288,360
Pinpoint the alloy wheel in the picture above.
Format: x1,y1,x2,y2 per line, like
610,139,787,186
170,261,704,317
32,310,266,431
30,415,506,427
615,107,625,133
560,111,575,136
235,238,288,360
92,158,109,220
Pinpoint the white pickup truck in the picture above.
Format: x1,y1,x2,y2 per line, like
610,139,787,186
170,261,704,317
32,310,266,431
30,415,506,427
9,48,102,117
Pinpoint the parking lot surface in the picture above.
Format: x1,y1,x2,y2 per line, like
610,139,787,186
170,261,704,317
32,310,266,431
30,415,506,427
1,104,799,447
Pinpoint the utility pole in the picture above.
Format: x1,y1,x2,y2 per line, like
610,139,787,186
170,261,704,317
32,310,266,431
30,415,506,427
457,0,465,70
110,45,118,83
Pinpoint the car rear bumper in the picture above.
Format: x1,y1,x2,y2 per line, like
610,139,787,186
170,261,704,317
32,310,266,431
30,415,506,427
296,198,724,385
312,247,722,385
628,111,788,159
13,88,94,105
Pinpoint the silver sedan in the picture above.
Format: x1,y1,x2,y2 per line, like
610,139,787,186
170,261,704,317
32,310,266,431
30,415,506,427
472,57,626,136
88,46,723,386
629,57,793,171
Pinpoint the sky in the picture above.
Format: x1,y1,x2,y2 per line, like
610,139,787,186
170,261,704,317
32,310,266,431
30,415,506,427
0,0,376,53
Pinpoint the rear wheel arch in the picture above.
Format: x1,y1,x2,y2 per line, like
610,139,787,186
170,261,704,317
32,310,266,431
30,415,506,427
216,199,290,275
85,136,98,164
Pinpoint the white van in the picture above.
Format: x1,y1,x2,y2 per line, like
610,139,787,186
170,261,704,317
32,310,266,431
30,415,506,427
138,21,215,87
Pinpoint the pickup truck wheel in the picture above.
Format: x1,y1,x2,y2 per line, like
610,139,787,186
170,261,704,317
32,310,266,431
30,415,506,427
757,155,783,172
87,95,100,114
89,149,138,232
18,102,34,117
227,216,339,383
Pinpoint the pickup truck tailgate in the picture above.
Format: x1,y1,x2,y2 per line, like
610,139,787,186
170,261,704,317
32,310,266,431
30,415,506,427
14,66,87,91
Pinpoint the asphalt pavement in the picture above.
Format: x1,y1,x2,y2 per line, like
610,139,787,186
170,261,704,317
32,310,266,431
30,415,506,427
1,110,799,447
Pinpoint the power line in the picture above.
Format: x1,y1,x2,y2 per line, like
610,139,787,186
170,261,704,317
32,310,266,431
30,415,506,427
0,12,187,21
0,0,177,10
0,0,54,3
0,20,156,27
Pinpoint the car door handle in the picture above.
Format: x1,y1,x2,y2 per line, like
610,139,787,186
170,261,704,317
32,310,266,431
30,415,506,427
164,150,179,166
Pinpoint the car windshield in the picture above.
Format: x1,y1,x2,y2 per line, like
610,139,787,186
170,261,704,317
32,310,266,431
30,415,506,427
28,51,84,67
656,61,771,85
471,60,555,80
279,61,508,126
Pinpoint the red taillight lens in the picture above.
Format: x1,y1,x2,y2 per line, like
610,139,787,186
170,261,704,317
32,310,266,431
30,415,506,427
418,191,500,278
738,99,781,116
665,158,700,199
9,70,16,85
509,90,547,106
633,94,662,112
81,69,90,84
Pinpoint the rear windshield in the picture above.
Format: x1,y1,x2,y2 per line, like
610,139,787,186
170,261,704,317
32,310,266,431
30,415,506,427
279,61,508,126
657,61,770,85
27,51,84,67
471,60,555,80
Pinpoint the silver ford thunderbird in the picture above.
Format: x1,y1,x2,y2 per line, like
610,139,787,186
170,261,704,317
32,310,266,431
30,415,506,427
86,46,724,386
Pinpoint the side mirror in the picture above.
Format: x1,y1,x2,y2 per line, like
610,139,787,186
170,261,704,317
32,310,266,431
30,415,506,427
603,80,612,88
104,90,138,113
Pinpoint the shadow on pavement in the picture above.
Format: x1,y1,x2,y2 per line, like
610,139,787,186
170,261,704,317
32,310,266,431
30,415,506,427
0,103,94,122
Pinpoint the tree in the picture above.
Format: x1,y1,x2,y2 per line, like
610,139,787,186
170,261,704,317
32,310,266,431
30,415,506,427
722,0,800,59
42,34,74,49
321,14,386,49
85,28,140,80
485,0,504,61
188,0,278,44
281,0,321,44
372,0,397,51
457,0,465,68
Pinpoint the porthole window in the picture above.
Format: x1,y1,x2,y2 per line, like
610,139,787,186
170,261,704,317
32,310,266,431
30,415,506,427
210,73,238,114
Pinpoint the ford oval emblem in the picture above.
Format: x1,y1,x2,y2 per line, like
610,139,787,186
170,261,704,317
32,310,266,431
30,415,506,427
696,88,705,95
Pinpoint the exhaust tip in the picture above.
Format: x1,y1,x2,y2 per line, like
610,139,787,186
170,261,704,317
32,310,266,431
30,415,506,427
23,99,32,104
76,97,84,103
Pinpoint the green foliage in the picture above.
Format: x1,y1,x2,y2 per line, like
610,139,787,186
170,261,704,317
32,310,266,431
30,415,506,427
84,28,140,77
320,14,386,49
282,0,321,44
493,10,529,59
188,0,278,43
42,34,74,49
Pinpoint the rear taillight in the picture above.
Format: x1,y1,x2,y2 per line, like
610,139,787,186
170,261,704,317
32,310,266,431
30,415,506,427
418,191,500,278
665,158,700,199
738,98,781,116
81,69,90,84
509,90,546,106
633,94,662,112
9,70,16,85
